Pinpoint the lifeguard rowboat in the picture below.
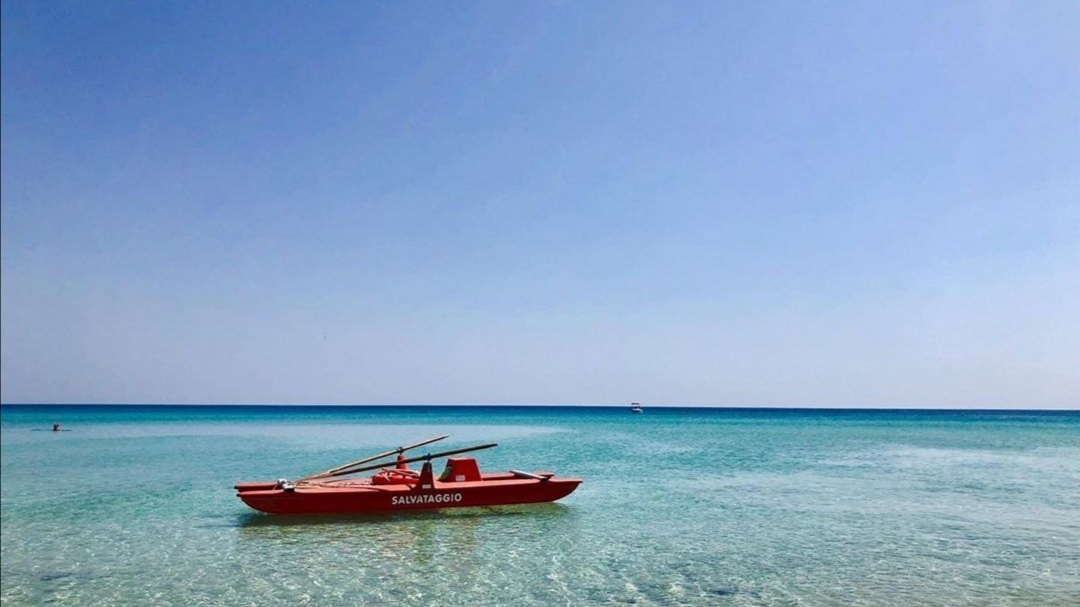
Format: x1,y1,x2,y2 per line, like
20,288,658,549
235,435,582,515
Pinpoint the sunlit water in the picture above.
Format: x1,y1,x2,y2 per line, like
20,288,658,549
2,405,1078,606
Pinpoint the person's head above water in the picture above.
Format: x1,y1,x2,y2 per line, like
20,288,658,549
52,424,60,431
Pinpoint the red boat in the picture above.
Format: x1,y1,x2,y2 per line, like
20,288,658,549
235,435,582,515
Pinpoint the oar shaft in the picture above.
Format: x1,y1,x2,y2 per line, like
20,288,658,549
322,443,498,478
300,434,449,481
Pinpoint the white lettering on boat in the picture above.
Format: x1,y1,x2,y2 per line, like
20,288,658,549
391,493,464,506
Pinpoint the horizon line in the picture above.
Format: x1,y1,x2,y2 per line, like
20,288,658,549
1,402,1077,412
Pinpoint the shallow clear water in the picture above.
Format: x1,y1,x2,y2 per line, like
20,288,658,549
2,405,1078,606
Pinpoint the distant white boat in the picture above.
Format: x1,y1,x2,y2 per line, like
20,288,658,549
630,402,643,413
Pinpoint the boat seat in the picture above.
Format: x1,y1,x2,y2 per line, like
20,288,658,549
439,457,482,482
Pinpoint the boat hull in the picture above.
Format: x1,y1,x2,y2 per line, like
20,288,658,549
236,476,582,515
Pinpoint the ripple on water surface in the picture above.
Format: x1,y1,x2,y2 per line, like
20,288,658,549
2,407,1079,606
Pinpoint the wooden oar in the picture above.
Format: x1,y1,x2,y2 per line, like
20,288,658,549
300,434,449,481
319,443,498,478
510,470,548,481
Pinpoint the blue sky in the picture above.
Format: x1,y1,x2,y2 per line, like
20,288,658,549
2,1,1077,408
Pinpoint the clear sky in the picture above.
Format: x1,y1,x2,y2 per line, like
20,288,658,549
2,1,1077,408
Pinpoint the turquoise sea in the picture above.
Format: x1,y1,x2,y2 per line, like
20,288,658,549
1,405,1078,607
